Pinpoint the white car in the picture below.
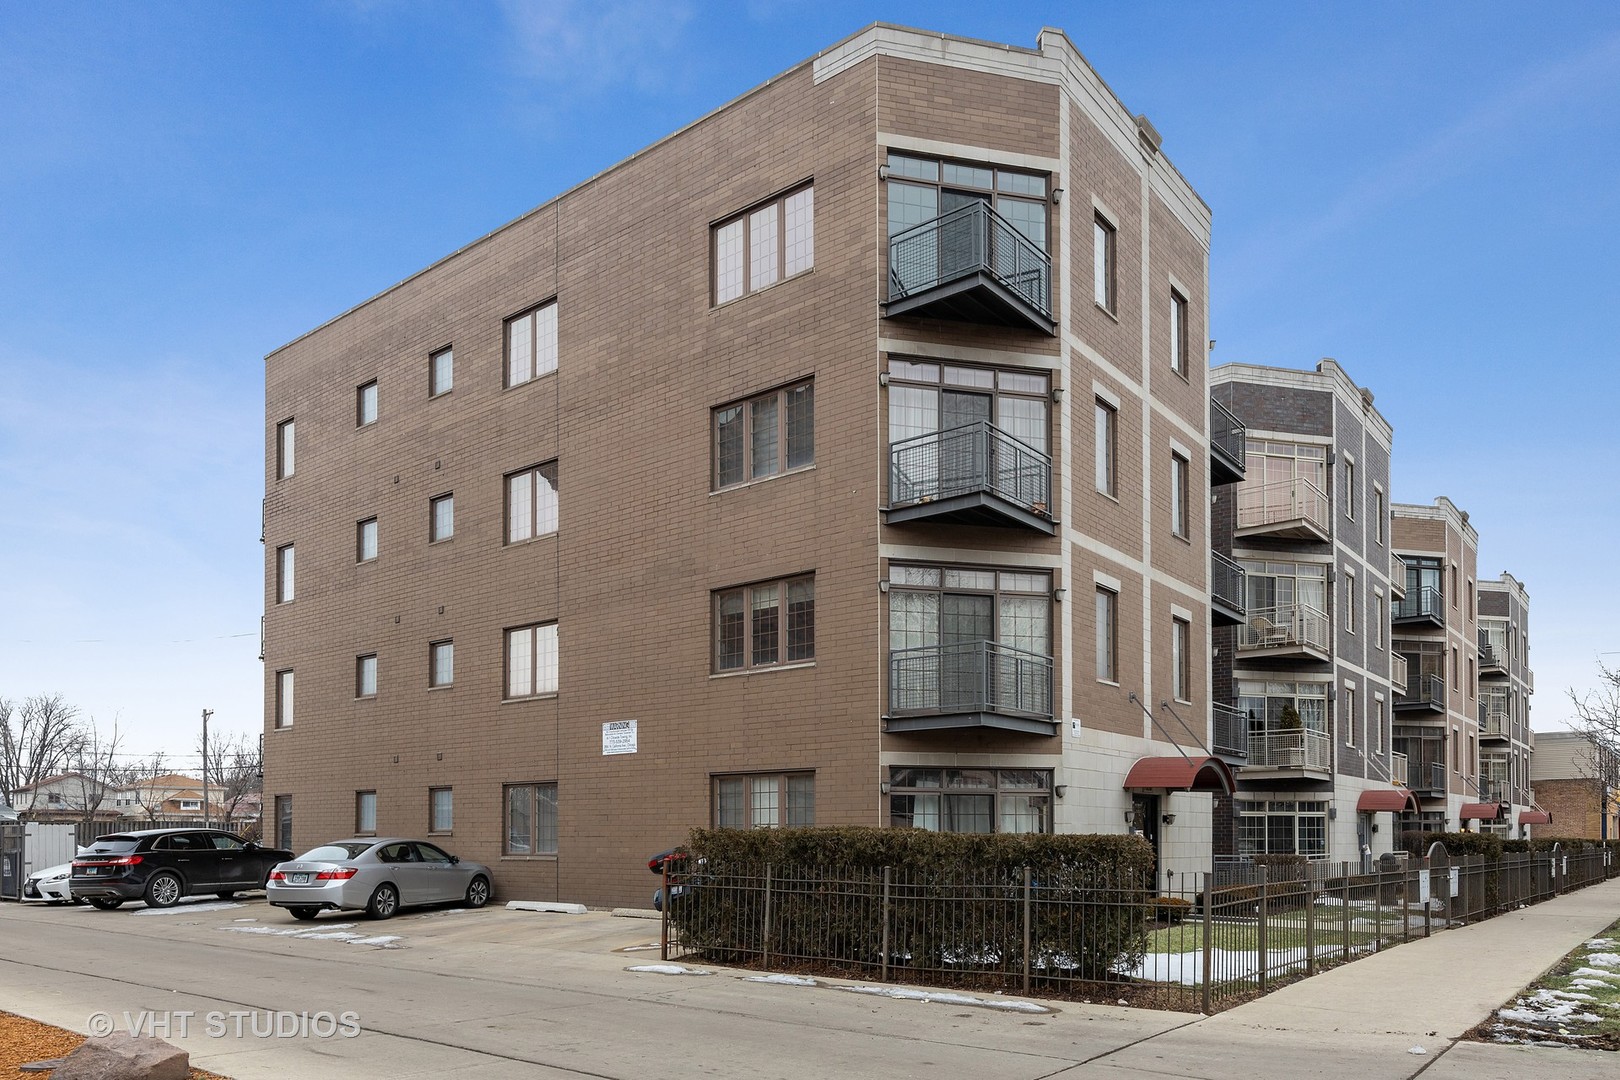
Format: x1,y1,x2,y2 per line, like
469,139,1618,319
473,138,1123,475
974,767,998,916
22,861,79,904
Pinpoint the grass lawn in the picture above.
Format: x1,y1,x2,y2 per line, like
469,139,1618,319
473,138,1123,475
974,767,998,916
1145,909,1409,955
1470,918,1620,1050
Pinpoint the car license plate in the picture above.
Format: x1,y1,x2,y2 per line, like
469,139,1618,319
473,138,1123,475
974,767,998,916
289,873,309,884
83,867,100,876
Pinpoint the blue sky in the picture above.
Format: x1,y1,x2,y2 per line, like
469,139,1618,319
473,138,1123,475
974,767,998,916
3,2,1618,760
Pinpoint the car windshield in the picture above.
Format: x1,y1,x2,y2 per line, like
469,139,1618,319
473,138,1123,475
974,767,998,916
297,843,374,862
84,838,139,854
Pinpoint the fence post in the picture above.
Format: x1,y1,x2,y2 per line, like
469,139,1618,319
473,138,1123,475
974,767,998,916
1021,865,1032,994
1256,864,1269,993
1373,863,1383,953
1341,870,1351,959
881,866,892,984
1304,875,1316,976
1201,872,1213,1016
1422,855,1432,938
660,858,671,962
762,863,774,968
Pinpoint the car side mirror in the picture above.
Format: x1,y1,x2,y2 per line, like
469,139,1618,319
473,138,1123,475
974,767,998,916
449,855,460,865
245,841,259,850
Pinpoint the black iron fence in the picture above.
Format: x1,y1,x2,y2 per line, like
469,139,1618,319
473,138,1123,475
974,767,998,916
889,421,1051,517
662,845,1616,1014
888,641,1053,720
888,202,1051,318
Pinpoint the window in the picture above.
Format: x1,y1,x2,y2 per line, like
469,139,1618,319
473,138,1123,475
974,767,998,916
1343,457,1355,519
505,300,558,387
1373,593,1384,648
1170,452,1190,538
276,544,294,603
1373,486,1384,543
887,565,1050,713
888,767,1052,834
1450,565,1459,607
275,670,293,728
1344,685,1357,747
356,791,376,834
1172,617,1191,702
357,380,378,427
505,622,558,698
1236,799,1327,856
430,640,453,688
885,154,1046,252
357,517,378,562
1467,656,1475,699
356,654,377,698
276,418,295,479
1467,583,1474,621
506,462,558,543
1096,586,1118,682
430,494,454,542
1344,573,1356,634
1093,214,1116,312
716,576,815,671
1240,441,1328,528
714,381,814,489
504,782,559,855
1241,559,1328,638
178,798,201,811
1169,289,1188,376
1095,398,1117,496
275,795,293,850
714,185,814,305
1239,680,1329,749
430,346,453,397
1374,697,1386,753
429,788,453,833
715,773,814,829
887,360,1048,503
1452,646,1460,690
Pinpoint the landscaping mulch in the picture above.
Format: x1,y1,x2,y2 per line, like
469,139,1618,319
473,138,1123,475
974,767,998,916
0,1012,229,1079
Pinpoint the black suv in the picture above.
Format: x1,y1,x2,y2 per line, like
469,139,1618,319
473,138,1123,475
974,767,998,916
72,828,293,910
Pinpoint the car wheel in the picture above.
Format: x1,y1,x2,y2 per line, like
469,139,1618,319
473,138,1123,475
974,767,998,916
144,871,184,909
289,907,320,922
464,876,490,909
88,897,124,910
216,891,237,900
366,882,400,920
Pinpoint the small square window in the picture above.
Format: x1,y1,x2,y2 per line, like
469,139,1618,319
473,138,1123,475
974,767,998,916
429,788,453,833
356,654,377,698
358,518,378,562
430,640,454,687
357,380,378,426
430,493,454,542
430,347,453,397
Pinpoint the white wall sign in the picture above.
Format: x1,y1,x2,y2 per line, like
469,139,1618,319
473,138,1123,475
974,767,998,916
602,719,638,756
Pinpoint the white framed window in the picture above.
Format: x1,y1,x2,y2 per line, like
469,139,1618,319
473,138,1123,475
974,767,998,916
714,185,814,305
356,654,377,698
1343,455,1355,520
1096,586,1118,682
429,788,453,833
356,791,377,834
178,798,201,811
430,493,454,542
1095,398,1116,497
1093,214,1116,312
1344,684,1357,748
276,544,295,603
1374,697,1385,753
505,622,559,698
430,640,453,687
357,380,378,427
1171,452,1190,538
1169,288,1188,376
275,669,294,728
430,346,453,397
276,418,295,479
1373,592,1384,648
505,300,558,387
357,517,378,562
1344,572,1356,634
1172,617,1191,702
1373,484,1384,543
506,462,559,543
1236,799,1328,856
888,766,1052,834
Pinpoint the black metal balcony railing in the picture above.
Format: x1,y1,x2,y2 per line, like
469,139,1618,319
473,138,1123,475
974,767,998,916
888,640,1053,720
1212,702,1248,760
1480,780,1510,804
1209,397,1246,480
1407,760,1446,794
1394,586,1442,622
888,202,1052,321
1396,672,1445,710
890,421,1052,519
1210,550,1246,618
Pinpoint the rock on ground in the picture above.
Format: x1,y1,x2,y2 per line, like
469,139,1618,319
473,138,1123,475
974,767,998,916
50,1032,189,1080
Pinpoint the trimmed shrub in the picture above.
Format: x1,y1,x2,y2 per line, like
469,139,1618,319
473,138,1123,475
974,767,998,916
1248,854,1309,881
1400,831,1504,860
1501,839,1530,854
1147,896,1192,925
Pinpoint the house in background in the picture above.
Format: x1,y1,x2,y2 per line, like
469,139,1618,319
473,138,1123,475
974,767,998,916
9,774,120,823
1529,730,1617,841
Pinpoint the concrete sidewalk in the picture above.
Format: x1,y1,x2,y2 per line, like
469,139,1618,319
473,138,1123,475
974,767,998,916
1065,875,1620,1079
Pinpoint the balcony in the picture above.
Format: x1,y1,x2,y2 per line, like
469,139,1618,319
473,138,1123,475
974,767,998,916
1246,728,1332,775
1406,759,1446,795
1209,398,1246,486
886,202,1054,335
1212,702,1249,762
1479,695,1510,740
1390,651,1408,694
1395,672,1445,714
1389,553,1406,600
1236,602,1331,662
886,640,1055,735
1235,476,1330,542
1479,630,1506,676
1480,779,1510,804
1210,550,1247,626
887,421,1055,534
1393,586,1444,628
1390,749,1409,783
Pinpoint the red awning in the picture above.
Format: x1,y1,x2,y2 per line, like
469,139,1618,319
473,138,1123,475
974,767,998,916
1519,810,1552,826
1460,802,1505,821
1357,788,1421,814
1122,756,1234,794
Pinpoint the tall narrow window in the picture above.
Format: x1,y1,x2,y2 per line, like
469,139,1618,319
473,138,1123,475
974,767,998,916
275,670,294,728
1373,593,1384,648
276,418,295,479
713,185,814,305
357,380,378,426
430,346,453,397
276,544,294,603
1169,289,1188,376
1344,457,1356,519
1344,685,1357,748
1093,214,1116,312
1452,646,1460,690
355,792,376,834
1172,617,1191,702
1345,574,1356,634
1095,398,1117,496
275,795,293,850
430,494,454,542
430,640,454,687
505,300,558,387
429,788,453,833
505,622,559,698
356,654,377,698
713,381,814,489
506,462,559,543
1096,586,1118,682
1375,698,1385,752
357,517,378,562
1171,452,1190,538
1373,487,1384,543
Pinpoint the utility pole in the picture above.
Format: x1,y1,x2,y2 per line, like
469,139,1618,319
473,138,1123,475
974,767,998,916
201,709,213,830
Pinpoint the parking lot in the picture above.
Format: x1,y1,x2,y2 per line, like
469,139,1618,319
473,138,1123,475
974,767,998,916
0,894,1192,1079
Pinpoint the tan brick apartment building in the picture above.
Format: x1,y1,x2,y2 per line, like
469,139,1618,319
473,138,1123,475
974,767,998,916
1476,572,1539,834
263,24,1232,907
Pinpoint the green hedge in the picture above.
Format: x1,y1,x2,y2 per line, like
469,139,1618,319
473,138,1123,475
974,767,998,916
668,827,1155,982
1399,831,1504,859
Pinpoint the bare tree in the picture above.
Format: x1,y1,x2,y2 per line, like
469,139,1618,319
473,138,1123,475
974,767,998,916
0,693,85,807
63,715,124,828
197,731,262,832
1567,660,1620,792
122,752,173,823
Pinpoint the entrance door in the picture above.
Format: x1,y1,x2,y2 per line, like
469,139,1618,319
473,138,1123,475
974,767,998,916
940,593,992,709
1357,813,1373,872
1133,793,1161,887
938,389,991,498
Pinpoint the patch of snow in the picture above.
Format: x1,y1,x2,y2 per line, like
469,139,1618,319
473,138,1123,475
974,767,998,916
217,922,391,948
347,935,402,947
1584,938,1615,948
1127,944,1367,986
135,901,243,916
745,974,818,986
1584,952,1619,968
506,900,587,914
1568,979,1614,992
836,985,1049,1013
627,964,712,976
233,918,258,923
1407,1046,1426,1055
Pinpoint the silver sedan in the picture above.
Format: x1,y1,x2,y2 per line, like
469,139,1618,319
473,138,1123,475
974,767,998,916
266,838,492,921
